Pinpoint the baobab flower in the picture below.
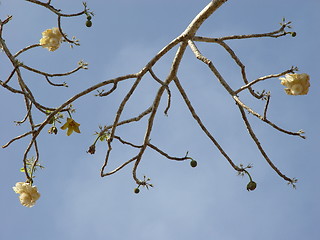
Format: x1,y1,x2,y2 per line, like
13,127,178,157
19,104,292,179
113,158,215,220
61,118,81,136
13,182,40,207
39,27,63,51
279,73,310,95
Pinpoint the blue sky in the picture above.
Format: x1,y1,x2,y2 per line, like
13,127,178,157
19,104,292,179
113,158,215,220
1,0,319,239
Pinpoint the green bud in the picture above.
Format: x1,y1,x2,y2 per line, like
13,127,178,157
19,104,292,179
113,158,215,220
134,188,140,194
246,181,257,191
190,160,197,168
86,20,92,27
291,32,297,37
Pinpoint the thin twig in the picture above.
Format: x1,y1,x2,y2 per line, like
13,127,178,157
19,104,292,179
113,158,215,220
3,67,18,85
236,103,295,183
216,40,261,98
103,107,153,132
233,95,305,138
234,67,297,94
263,93,271,120
174,76,241,172
0,80,25,94
192,24,288,43
148,143,191,161
148,68,172,115
14,44,40,58
45,76,67,87
131,41,189,184
26,0,86,17
98,82,118,97
20,63,84,77
2,130,35,148
15,102,32,125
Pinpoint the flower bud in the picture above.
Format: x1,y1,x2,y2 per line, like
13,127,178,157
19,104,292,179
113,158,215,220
48,126,58,134
246,181,257,191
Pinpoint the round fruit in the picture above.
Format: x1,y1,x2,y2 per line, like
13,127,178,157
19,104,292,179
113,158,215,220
87,15,92,20
246,181,257,191
86,20,92,27
190,160,197,168
134,188,140,194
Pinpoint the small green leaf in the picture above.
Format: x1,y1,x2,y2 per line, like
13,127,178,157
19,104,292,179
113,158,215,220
20,167,25,172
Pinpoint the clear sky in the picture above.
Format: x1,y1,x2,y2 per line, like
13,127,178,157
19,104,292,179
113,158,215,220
1,0,319,239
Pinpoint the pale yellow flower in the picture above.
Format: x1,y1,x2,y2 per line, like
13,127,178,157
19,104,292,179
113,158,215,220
61,118,81,136
13,182,40,207
39,27,63,51
279,73,310,95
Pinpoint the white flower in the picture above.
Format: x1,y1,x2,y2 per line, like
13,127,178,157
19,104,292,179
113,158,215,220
39,27,63,51
279,73,310,95
13,182,40,207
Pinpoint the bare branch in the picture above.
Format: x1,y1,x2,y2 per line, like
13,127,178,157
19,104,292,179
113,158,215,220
148,68,172,115
215,40,261,98
236,103,295,183
25,0,87,17
174,76,241,172
263,92,271,120
0,80,25,94
19,63,85,77
3,66,18,85
233,95,305,138
13,44,41,58
148,144,191,162
188,40,235,95
44,76,68,87
103,106,153,133
193,22,289,43
2,130,35,148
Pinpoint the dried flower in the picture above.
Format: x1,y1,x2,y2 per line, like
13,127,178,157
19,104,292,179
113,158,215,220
39,27,63,51
279,73,310,95
48,126,58,134
13,182,40,207
61,118,81,136
87,144,96,154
